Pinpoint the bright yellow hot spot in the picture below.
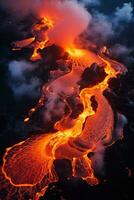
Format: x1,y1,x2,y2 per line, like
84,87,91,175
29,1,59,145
42,17,54,28
66,48,85,58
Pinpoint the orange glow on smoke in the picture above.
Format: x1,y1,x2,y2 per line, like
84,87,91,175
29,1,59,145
0,14,127,200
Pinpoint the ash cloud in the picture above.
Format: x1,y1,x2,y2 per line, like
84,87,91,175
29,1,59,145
8,60,41,98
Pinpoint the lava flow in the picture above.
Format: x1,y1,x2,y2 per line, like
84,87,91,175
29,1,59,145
0,9,127,200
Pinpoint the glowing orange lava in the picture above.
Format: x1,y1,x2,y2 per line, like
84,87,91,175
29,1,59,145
0,15,127,200
13,17,54,61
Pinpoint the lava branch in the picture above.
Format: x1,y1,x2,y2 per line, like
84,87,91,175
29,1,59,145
13,17,54,61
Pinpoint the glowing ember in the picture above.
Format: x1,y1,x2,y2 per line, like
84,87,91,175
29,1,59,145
0,9,127,200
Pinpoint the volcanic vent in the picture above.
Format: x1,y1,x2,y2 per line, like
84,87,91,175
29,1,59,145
0,0,128,199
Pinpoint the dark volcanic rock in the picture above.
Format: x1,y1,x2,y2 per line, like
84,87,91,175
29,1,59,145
79,63,107,89
39,45,68,64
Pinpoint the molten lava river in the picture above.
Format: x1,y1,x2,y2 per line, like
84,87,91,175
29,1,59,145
0,16,127,200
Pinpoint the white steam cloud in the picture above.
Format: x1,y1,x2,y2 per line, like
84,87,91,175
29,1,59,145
9,60,37,78
87,2,134,43
114,3,134,24
80,0,100,6
8,60,41,97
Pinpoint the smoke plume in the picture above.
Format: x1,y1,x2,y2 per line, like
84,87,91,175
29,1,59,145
85,2,134,44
